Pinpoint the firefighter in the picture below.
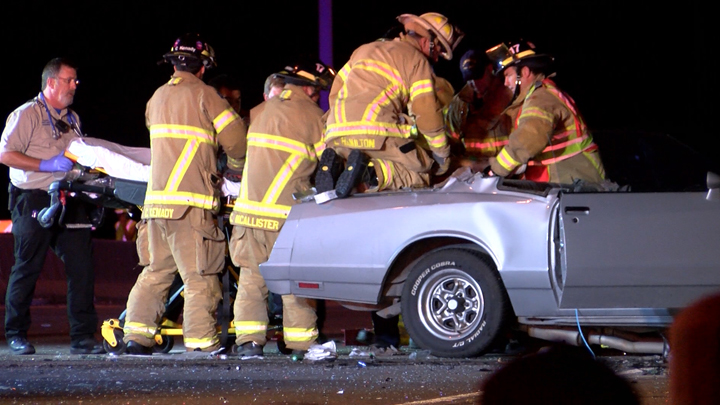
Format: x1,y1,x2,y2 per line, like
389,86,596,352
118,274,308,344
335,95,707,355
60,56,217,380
228,61,336,359
248,73,286,123
318,12,464,197
122,33,247,354
484,40,605,183
446,49,514,172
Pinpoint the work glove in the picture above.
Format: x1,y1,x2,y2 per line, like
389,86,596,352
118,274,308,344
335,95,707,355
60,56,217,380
432,153,451,176
39,152,73,172
223,167,243,183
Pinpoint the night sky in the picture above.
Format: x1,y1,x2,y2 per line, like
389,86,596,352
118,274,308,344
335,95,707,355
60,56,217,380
0,1,705,219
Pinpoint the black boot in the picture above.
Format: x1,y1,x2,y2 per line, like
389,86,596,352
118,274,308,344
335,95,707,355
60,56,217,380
314,148,344,193
335,149,370,198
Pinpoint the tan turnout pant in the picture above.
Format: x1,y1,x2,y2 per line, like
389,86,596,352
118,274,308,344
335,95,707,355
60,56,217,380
230,225,318,351
123,207,225,351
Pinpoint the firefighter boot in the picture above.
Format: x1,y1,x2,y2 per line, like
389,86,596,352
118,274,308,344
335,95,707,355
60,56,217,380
314,148,344,193
335,149,370,198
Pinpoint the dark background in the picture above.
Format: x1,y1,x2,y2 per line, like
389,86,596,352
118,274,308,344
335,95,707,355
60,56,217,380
0,1,706,219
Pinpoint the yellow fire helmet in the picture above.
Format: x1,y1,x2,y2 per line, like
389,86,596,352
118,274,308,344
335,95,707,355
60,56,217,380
397,12,464,60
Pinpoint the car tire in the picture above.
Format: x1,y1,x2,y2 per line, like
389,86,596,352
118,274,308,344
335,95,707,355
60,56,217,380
401,248,508,358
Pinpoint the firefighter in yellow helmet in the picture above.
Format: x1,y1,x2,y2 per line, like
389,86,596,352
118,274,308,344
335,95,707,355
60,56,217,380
228,60,336,359
122,33,248,354
317,12,464,198
484,40,605,183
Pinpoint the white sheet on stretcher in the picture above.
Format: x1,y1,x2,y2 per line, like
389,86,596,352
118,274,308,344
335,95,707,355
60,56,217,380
67,137,240,196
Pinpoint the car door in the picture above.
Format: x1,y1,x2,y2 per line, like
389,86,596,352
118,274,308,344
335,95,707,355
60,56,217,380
557,190,720,309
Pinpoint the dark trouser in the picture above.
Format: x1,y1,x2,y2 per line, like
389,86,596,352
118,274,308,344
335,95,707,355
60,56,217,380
4,190,97,341
372,311,400,347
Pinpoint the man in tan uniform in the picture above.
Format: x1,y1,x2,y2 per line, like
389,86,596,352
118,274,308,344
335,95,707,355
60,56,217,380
229,61,335,359
318,12,464,197
485,40,605,184
122,33,247,354
0,57,104,355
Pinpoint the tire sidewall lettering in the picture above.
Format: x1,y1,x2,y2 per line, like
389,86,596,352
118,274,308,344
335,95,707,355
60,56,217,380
411,261,455,296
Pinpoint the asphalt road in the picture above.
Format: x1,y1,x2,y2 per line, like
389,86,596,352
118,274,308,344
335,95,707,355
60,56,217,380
0,336,670,405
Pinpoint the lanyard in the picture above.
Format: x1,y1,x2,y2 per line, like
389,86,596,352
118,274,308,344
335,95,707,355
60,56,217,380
38,93,81,139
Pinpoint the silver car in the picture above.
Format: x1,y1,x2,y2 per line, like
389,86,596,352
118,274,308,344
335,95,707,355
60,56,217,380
260,132,720,358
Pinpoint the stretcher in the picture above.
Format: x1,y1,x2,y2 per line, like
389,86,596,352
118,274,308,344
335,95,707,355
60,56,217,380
36,137,245,353
100,195,241,354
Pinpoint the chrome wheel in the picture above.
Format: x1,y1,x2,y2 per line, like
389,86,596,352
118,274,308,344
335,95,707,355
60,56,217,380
417,268,485,341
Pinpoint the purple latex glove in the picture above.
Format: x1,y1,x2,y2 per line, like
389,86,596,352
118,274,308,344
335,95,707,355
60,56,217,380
39,152,73,172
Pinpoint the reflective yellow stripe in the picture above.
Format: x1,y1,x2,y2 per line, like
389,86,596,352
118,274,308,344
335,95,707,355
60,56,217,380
409,79,433,101
227,156,244,169
334,60,407,126
123,321,156,338
247,133,316,160
264,154,302,204
234,132,315,215
165,139,199,192
213,108,240,133
314,140,326,157
283,327,318,343
375,159,393,191
583,149,606,179
337,64,350,82
145,191,217,211
184,336,219,349
233,199,291,219
235,322,268,335
519,106,554,123
424,131,448,150
464,137,509,154
496,147,520,172
325,121,413,139
362,83,401,122
149,125,215,143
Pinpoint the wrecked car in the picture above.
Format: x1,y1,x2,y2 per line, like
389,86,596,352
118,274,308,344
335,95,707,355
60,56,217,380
260,132,720,358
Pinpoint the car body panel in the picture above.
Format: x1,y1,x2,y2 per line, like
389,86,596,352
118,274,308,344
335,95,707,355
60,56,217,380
558,191,720,309
260,132,720,330
264,176,557,305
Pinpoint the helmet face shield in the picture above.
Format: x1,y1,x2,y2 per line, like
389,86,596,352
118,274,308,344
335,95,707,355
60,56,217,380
276,61,336,91
486,43,513,75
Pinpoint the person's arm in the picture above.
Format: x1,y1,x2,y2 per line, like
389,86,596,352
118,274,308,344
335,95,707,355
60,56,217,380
0,107,73,172
0,150,42,171
489,94,557,176
0,150,73,172
124,220,137,241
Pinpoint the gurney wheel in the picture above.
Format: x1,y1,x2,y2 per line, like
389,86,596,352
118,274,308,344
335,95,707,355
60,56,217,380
153,335,174,354
103,328,126,354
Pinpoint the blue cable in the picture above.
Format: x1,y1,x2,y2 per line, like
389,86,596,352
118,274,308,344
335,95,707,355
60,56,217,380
575,308,595,358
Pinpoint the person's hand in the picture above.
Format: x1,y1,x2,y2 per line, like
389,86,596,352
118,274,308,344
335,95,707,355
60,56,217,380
432,153,451,176
459,157,490,173
39,152,73,172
